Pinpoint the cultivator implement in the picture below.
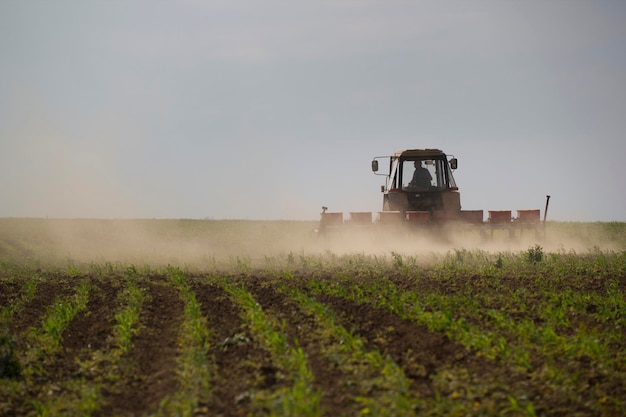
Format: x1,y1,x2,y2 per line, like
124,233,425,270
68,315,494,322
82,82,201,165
317,202,548,241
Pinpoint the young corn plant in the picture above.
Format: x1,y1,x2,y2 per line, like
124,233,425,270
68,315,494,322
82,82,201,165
302,276,540,414
278,282,423,415
221,280,322,417
32,279,90,356
155,268,212,417
18,279,94,416
112,271,144,355
36,267,147,417
0,273,38,323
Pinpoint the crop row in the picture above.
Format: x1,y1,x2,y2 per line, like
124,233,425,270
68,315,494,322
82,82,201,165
1,250,624,416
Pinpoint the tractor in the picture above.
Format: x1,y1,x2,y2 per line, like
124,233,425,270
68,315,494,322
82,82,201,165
372,148,460,215
317,148,548,235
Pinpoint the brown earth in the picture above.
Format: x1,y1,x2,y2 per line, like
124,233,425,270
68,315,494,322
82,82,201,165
58,276,121,353
0,280,21,310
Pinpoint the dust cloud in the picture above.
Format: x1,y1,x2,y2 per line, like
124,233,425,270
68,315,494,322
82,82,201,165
0,218,619,270
308,223,620,256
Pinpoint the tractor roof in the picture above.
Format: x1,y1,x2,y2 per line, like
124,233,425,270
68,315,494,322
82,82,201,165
393,149,446,158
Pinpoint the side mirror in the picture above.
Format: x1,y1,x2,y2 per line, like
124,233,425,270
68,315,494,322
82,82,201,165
450,158,458,170
371,160,379,172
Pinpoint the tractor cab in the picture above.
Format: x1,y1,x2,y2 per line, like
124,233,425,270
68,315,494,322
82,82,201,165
372,149,460,214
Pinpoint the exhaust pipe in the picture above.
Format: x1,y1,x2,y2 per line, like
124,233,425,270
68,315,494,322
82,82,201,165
542,195,551,239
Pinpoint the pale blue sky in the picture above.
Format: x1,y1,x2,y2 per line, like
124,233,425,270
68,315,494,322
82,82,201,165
1,1,625,221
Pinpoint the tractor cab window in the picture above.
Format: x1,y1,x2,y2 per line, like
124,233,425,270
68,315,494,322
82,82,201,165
402,159,449,191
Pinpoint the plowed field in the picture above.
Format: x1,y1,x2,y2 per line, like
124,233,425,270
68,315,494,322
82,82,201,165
1,219,625,416
2,262,625,417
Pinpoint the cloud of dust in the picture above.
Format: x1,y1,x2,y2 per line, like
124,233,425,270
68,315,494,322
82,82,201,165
40,220,226,266
302,223,620,257
30,219,620,270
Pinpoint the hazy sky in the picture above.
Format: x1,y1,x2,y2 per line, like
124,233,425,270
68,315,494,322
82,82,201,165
1,1,625,221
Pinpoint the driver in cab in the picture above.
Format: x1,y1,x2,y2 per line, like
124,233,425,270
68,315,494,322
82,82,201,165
409,160,432,188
